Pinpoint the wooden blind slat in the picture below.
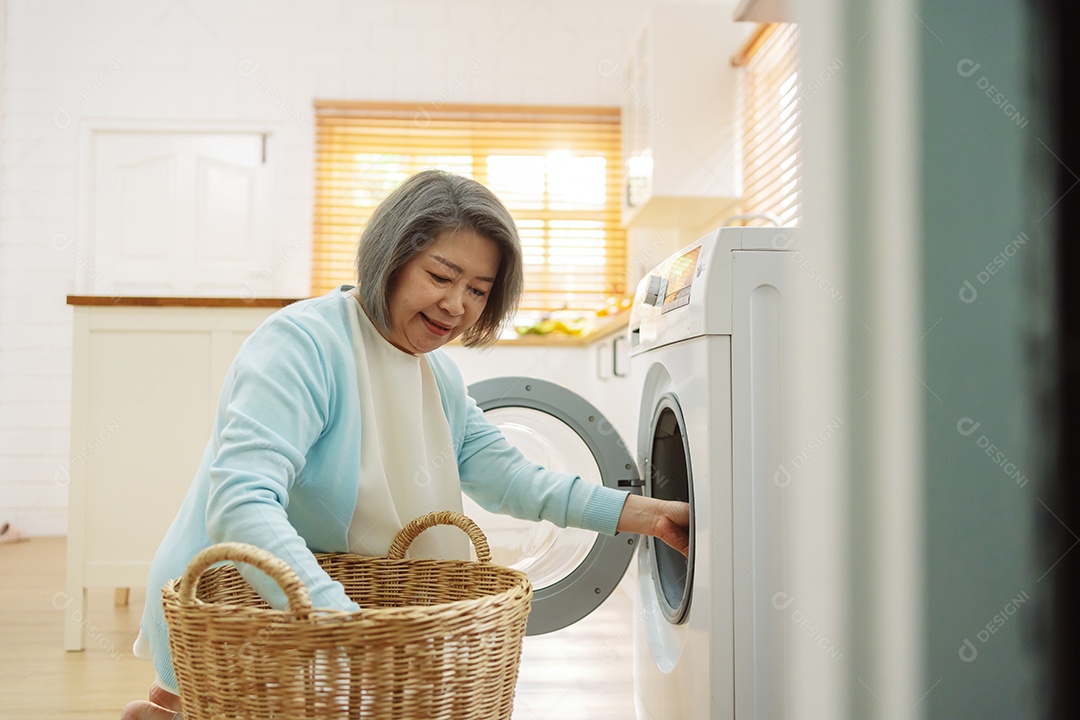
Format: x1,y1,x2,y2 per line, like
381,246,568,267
739,24,801,227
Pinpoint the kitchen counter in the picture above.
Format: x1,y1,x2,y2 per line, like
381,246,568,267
66,295,631,345
66,295,300,308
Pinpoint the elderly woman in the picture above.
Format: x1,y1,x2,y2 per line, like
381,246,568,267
123,170,690,720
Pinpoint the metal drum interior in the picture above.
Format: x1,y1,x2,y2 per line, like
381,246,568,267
648,394,694,623
461,406,601,590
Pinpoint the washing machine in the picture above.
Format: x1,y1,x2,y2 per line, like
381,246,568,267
629,226,798,719
462,226,798,719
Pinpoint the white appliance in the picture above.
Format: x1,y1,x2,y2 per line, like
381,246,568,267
462,226,797,719
629,226,797,719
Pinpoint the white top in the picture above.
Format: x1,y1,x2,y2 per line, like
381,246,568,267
343,289,469,560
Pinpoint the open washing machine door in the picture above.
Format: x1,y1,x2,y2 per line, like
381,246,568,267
466,376,640,635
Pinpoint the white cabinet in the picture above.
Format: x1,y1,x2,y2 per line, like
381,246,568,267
734,0,794,22
87,129,276,297
63,297,285,650
619,5,748,229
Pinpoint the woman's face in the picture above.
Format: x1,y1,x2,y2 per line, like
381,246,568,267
383,229,501,354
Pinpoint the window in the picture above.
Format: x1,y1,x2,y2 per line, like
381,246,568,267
733,23,801,226
312,102,626,319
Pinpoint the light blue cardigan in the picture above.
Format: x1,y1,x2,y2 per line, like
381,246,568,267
138,287,630,692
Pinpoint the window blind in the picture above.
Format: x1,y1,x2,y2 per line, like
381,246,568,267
312,101,626,316
734,23,801,226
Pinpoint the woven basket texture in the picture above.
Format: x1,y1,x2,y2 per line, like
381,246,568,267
162,511,533,720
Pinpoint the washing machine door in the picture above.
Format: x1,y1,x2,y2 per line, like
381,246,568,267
466,376,640,635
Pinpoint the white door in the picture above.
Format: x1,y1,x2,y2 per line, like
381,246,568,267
91,131,273,296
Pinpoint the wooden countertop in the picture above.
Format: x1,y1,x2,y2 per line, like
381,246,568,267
65,295,630,345
66,295,301,308
506,312,630,345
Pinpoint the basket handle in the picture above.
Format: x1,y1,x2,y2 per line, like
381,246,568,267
387,511,492,563
178,542,314,614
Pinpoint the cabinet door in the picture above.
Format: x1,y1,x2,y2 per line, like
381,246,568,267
91,131,273,296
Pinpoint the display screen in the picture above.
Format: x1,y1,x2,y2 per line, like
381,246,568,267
661,246,701,313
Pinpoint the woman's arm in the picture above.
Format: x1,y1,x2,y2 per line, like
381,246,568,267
428,351,691,550
205,314,358,612
616,495,691,557
433,352,628,536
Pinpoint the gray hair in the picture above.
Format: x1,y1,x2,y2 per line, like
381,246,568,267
355,170,524,348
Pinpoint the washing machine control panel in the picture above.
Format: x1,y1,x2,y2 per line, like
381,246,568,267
630,227,800,351
659,246,701,314
643,274,668,306
638,249,702,310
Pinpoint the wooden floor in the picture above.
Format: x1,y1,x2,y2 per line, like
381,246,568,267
0,537,639,720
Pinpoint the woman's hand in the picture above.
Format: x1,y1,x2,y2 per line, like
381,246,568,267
616,494,691,557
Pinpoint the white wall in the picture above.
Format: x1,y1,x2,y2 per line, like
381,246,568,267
0,0,730,535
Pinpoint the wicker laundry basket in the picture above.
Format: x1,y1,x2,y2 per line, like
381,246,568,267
162,511,533,720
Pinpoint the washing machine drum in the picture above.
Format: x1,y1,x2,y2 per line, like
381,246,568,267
645,393,694,624
466,377,639,636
